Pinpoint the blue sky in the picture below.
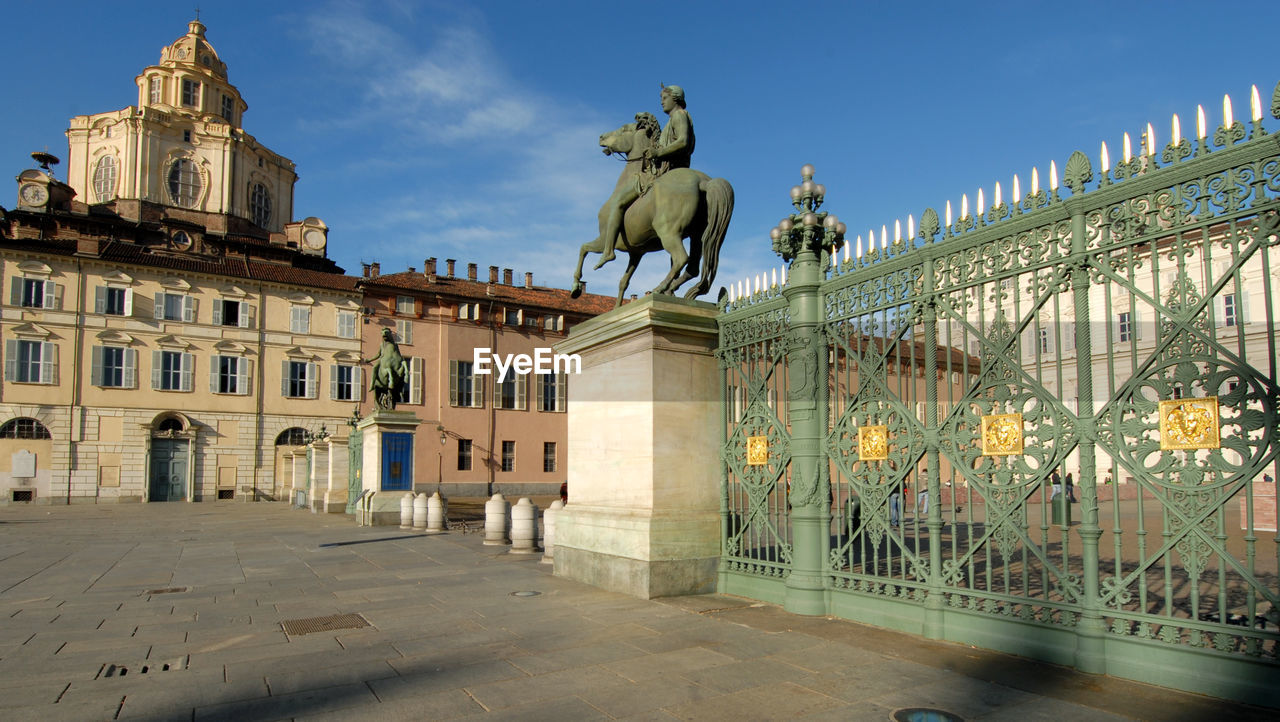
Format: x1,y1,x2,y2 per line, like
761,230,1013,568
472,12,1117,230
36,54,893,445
3,1,1278,299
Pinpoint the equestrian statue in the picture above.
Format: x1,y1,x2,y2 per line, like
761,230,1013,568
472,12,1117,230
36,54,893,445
570,84,733,307
363,327,408,410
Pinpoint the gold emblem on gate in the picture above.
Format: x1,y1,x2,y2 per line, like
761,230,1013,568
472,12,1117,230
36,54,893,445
981,413,1024,456
746,435,769,466
858,425,888,461
1159,397,1220,450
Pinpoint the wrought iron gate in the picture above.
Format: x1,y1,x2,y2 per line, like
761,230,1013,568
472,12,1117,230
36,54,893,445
718,84,1280,705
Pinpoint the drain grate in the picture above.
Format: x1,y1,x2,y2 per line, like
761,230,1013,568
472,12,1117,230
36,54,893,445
281,613,370,636
144,587,190,595
98,657,187,679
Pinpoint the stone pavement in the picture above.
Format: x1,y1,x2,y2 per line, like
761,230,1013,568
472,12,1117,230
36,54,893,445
0,504,1270,722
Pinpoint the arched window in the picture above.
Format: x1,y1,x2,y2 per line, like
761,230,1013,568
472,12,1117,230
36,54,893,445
157,418,184,433
275,427,307,446
250,183,272,228
93,156,118,202
167,158,202,208
0,418,52,439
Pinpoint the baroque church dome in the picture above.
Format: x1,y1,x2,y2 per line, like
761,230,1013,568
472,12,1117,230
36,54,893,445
158,20,228,80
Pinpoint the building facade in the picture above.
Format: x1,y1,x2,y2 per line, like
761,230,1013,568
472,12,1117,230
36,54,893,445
0,20,358,505
357,260,613,497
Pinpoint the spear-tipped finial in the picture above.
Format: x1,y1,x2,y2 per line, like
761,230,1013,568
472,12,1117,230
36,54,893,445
994,181,1002,208
1223,93,1234,128
1172,113,1182,145
1101,141,1110,172
1196,104,1207,139
1049,161,1058,191
1031,167,1039,195
1251,85,1262,122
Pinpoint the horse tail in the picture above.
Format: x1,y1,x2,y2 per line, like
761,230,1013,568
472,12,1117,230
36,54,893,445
687,177,734,298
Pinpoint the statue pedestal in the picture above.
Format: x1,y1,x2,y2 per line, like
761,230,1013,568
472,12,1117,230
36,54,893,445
355,409,421,525
553,295,720,599
310,434,349,513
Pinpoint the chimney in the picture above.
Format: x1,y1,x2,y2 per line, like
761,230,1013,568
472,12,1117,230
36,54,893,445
407,266,416,274
489,265,499,283
503,268,513,285
362,263,371,278
467,263,477,281
370,262,380,277
524,272,533,288
446,259,456,277
424,257,437,275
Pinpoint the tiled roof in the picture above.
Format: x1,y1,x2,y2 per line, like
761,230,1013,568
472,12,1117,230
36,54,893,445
361,272,616,315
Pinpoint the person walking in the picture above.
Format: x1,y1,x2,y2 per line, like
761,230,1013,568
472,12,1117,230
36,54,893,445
1065,472,1076,502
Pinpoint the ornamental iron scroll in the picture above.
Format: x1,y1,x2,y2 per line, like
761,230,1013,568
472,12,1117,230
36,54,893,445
1159,398,1220,450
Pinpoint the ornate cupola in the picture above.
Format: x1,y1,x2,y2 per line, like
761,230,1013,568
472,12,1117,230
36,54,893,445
65,19,298,235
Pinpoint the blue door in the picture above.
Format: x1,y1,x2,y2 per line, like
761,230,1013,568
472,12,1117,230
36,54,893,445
149,439,188,502
381,432,413,491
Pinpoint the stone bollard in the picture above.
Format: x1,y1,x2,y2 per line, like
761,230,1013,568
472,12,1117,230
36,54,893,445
541,499,563,564
425,492,446,534
399,492,415,529
484,493,509,545
412,492,428,531
510,497,538,554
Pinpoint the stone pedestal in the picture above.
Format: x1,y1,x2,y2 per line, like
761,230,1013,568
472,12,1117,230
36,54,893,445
355,410,421,525
289,447,308,507
552,295,720,599
311,435,349,514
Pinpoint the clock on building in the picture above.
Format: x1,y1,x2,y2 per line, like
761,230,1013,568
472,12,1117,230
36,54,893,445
19,183,49,207
304,229,326,251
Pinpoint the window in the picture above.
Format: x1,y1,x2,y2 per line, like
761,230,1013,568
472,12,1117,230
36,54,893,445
290,305,311,334
1117,312,1132,342
211,355,251,395
181,78,200,107
331,364,361,401
183,130,192,143
449,360,484,408
1223,293,1238,327
5,340,56,384
151,350,193,391
537,372,567,412
154,292,195,322
396,296,415,314
281,360,318,399
94,286,131,316
395,319,412,345
250,183,271,227
167,158,201,208
495,372,527,410
213,299,251,327
1038,328,1050,353
543,315,562,332
457,303,481,322
504,308,521,325
221,95,234,122
149,77,162,104
0,418,51,439
93,156,118,202
457,439,473,471
336,310,357,339
91,346,136,388
395,357,423,405
543,442,556,473
13,278,60,309
275,427,307,446
501,441,515,472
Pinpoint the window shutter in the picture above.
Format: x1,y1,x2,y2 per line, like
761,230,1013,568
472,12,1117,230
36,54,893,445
180,352,194,392
239,302,253,328
493,372,500,406
449,360,458,406
304,308,312,333
474,373,485,408
516,372,526,410
212,300,223,326
154,292,166,320
281,360,290,397
124,349,137,389
95,287,107,314
353,366,363,401
330,365,338,400
41,342,57,384
1133,309,1143,340
410,357,423,405
1063,322,1076,352
91,346,104,386
183,296,196,323
44,283,59,310
123,289,133,316
210,355,220,393
3,339,15,381
8,279,20,306
1238,290,1251,325
306,362,318,399
557,372,567,412
238,358,252,396
152,350,163,389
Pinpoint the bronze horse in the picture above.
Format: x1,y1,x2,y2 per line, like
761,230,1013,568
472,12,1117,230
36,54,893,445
571,113,733,306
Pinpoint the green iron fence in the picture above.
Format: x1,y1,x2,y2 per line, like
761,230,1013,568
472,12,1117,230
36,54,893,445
717,83,1280,705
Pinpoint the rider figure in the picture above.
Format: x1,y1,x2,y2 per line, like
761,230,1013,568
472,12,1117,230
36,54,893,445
595,84,695,268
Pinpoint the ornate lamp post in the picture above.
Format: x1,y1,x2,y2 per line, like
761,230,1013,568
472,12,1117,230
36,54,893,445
770,165,845,615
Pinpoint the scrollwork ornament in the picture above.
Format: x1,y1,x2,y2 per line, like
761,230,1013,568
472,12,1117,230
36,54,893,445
1062,150,1093,194
1214,121,1247,148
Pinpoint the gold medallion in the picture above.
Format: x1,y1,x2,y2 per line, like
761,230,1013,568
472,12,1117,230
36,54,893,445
981,413,1024,456
746,435,769,466
858,425,889,461
1159,397,1219,450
